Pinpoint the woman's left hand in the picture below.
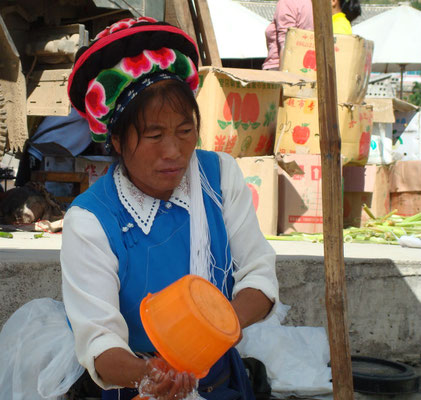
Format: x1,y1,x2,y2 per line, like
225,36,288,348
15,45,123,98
139,356,197,400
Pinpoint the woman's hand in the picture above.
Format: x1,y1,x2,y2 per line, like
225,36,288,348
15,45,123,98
94,348,196,399
139,356,197,400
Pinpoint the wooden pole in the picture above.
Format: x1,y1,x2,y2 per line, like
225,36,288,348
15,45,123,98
311,1,354,399
189,0,222,66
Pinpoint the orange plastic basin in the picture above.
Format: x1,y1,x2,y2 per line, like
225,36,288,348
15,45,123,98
140,275,240,378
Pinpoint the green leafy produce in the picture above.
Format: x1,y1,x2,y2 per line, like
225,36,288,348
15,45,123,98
0,232,13,239
267,206,421,245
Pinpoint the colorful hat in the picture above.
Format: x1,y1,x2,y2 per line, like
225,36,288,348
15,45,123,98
68,17,200,142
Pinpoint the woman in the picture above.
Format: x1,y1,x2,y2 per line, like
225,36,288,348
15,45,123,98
332,0,362,35
262,0,313,70
63,17,279,400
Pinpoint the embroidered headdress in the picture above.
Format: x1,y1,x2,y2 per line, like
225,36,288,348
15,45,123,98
68,17,199,142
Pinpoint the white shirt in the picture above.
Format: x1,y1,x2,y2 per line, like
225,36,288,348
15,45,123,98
61,151,279,389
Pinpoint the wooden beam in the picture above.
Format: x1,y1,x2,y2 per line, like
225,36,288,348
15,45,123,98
164,0,197,44
311,1,354,399
189,0,221,66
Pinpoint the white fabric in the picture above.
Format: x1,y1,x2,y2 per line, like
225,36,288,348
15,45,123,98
61,151,279,389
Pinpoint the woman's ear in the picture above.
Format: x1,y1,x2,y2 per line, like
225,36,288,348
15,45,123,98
111,135,121,155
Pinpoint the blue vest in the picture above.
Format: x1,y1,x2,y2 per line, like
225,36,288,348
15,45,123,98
71,149,234,353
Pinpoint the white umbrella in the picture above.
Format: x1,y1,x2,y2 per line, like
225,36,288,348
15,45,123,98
353,5,421,72
353,5,421,97
207,0,269,59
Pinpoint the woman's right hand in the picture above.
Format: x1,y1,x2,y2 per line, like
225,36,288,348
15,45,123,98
139,356,197,400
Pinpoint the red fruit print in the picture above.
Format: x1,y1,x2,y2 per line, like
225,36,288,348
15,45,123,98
246,183,259,211
359,130,371,159
245,176,262,211
292,124,310,145
303,50,317,71
241,93,260,123
225,135,238,154
254,135,267,153
223,92,242,121
214,135,227,152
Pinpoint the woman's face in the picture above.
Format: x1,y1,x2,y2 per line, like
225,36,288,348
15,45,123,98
112,96,198,201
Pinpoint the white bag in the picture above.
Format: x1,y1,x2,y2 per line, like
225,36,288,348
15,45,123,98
236,303,333,399
0,298,85,400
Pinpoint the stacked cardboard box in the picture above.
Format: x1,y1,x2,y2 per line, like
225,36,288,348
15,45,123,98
196,67,313,235
342,165,390,227
389,160,421,216
275,29,374,233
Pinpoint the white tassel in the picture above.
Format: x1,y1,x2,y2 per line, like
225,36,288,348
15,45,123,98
188,152,211,281
188,152,234,296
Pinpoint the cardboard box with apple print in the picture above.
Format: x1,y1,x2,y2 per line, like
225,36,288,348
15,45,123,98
281,28,374,104
275,97,373,166
277,154,324,234
196,67,310,158
236,156,278,235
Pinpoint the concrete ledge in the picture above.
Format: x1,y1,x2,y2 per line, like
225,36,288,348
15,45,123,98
1,233,420,364
271,241,421,360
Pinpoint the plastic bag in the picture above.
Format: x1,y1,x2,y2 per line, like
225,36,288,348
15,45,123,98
236,303,332,399
0,298,85,400
136,355,205,400
397,235,421,248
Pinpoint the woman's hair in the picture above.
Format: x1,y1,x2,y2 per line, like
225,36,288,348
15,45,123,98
111,79,201,155
339,0,361,23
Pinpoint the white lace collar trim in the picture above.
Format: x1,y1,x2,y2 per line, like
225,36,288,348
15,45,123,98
114,163,190,235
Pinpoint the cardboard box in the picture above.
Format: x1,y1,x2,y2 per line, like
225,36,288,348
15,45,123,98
75,155,113,186
367,123,393,165
393,111,421,161
343,165,390,227
364,97,417,124
236,156,278,235
389,160,421,216
278,154,323,234
275,97,373,166
196,67,313,158
281,28,374,104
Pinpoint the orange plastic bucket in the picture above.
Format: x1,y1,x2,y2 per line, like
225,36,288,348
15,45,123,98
140,275,240,378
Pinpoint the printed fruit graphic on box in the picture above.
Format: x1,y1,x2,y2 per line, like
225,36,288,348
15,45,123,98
301,50,317,73
215,91,277,156
275,97,373,166
218,92,261,131
292,124,310,145
359,127,372,160
245,176,262,211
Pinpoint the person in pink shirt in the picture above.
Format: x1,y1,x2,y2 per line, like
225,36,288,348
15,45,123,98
262,0,314,70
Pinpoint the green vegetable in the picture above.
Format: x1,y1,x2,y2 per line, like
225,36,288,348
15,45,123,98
266,207,421,245
0,232,13,239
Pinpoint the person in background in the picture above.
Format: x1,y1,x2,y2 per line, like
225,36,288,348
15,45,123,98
262,0,314,71
332,0,362,35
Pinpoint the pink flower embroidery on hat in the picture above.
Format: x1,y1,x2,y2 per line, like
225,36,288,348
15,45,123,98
186,60,199,92
85,81,109,134
121,53,153,78
95,16,158,40
145,48,176,70
86,111,108,134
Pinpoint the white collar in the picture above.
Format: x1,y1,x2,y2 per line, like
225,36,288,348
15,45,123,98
113,163,190,235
